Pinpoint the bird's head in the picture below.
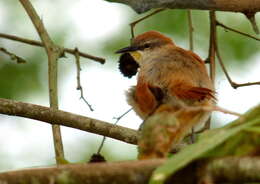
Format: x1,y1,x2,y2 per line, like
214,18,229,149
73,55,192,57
116,31,174,63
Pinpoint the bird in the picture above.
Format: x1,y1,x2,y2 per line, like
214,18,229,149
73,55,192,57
116,31,216,159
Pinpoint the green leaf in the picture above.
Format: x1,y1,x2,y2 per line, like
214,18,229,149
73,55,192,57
204,125,260,157
149,104,260,184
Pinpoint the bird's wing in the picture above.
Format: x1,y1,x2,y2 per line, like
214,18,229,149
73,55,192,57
163,47,215,101
134,76,160,116
170,80,215,101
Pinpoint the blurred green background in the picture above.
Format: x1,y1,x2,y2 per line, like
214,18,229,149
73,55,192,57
0,0,259,171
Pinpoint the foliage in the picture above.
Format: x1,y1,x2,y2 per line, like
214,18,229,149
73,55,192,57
0,55,43,99
150,104,260,184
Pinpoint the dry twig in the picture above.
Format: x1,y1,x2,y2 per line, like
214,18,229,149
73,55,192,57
187,10,194,51
19,0,65,164
244,12,259,34
208,11,217,83
74,48,94,111
215,42,260,89
0,47,26,64
97,108,132,154
216,21,260,41
130,8,165,38
215,20,260,89
203,11,217,131
187,9,196,143
0,33,105,64
215,16,260,89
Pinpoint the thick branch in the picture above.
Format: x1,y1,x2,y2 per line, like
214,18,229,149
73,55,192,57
0,157,259,184
0,160,164,184
108,0,260,14
0,98,138,145
200,157,260,183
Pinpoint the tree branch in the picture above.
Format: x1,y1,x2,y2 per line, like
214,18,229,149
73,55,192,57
0,47,26,64
129,8,165,38
208,11,217,84
74,48,94,111
107,0,260,14
216,21,260,42
0,157,259,184
20,0,64,163
0,98,138,144
215,26,260,89
203,11,217,131
187,10,194,51
199,157,260,183
97,108,132,154
0,33,105,64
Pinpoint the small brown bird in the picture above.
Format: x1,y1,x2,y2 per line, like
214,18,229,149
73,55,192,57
116,31,215,159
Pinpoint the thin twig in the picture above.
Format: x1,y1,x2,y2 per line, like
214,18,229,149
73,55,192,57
0,33,105,64
19,0,64,164
244,12,259,34
215,42,234,86
208,11,217,83
130,8,165,39
113,108,133,125
215,19,260,89
204,11,217,131
231,81,260,88
74,48,94,111
187,10,194,51
190,127,196,144
216,21,260,41
187,9,195,142
0,47,26,64
215,42,260,89
97,108,132,154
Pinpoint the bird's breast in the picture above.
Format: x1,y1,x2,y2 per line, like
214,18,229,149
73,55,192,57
139,59,169,87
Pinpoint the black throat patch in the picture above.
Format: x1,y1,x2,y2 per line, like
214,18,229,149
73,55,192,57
118,53,139,78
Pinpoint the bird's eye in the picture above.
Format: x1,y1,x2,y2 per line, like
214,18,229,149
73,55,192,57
144,43,150,49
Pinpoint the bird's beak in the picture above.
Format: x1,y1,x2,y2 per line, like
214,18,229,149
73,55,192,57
115,46,139,54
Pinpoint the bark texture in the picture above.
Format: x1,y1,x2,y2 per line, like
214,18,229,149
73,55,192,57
0,98,138,144
108,0,260,13
0,157,259,184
